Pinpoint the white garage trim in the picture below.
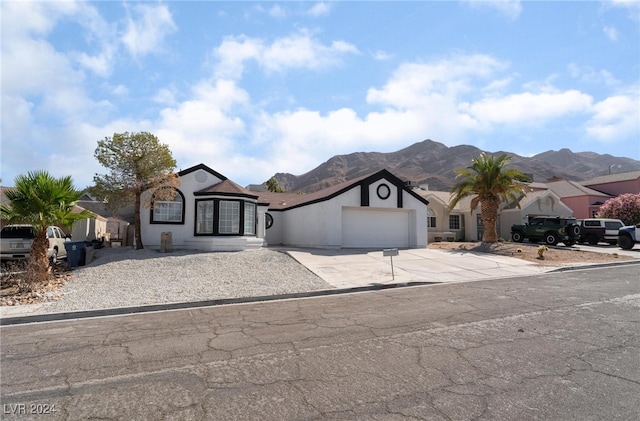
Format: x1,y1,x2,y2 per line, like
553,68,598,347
342,207,410,248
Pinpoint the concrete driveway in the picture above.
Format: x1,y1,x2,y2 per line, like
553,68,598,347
284,247,551,289
285,244,640,289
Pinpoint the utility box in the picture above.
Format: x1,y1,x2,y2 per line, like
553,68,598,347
160,232,173,253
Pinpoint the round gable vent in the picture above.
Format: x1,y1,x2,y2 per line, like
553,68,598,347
195,170,207,183
377,183,391,200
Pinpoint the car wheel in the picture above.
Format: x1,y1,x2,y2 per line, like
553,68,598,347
49,248,58,265
618,234,634,250
570,224,581,237
511,231,524,242
586,234,598,245
544,233,559,246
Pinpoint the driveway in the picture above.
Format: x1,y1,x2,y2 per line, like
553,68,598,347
284,244,640,289
284,247,551,289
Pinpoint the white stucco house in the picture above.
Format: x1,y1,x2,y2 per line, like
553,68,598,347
140,164,430,251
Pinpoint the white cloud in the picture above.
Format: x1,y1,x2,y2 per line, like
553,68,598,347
467,0,522,20
307,2,332,17
568,64,620,86
366,55,505,108
586,90,640,141
603,26,619,41
155,80,249,172
213,30,358,79
269,5,287,19
372,50,393,61
460,90,593,126
121,3,176,58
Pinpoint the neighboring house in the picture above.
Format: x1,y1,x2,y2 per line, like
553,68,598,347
140,165,430,251
500,189,574,239
71,204,108,242
417,191,468,242
415,188,573,242
76,195,133,246
1,186,107,240
581,170,640,197
545,179,613,219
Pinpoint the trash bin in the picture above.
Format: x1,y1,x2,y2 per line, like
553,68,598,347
65,241,87,268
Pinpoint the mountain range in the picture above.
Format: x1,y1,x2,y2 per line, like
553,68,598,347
270,139,640,193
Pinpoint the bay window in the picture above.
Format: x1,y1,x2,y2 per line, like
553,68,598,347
195,198,257,236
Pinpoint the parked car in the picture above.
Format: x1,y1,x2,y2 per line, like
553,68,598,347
618,224,640,250
0,224,71,264
578,218,625,245
511,216,581,246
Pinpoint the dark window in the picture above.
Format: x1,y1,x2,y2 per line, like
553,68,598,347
0,226,36,239
605,221,622,230
449,215,461,230
427,209,436,228
195,199,257,236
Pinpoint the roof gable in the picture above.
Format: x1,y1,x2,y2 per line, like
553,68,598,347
178,163,228,180
547,179,611,198
581,170,640,186
194,179,259,199
260,169,429,210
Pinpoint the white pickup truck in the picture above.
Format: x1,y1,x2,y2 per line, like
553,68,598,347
618,224,640,250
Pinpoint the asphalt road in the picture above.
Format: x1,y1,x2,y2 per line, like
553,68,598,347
1,265,639,420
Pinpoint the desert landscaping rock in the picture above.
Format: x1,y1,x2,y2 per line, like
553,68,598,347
28,248,331,314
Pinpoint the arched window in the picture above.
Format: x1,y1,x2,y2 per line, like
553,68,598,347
427,209,436,228
151,189,185,224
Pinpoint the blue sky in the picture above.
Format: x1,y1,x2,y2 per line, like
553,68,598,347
2,1,639,190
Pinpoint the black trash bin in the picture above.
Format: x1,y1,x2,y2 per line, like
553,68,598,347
65,241,87,268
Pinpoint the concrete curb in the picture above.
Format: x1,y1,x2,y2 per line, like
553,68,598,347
2,260,638,327
0,281,440,326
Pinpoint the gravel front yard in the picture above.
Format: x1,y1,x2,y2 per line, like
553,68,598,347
35,247,331,314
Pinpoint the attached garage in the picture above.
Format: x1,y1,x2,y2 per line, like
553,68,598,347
342,207,410,248
259,169,429,249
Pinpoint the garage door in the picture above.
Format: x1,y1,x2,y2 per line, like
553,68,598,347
342,208,410,248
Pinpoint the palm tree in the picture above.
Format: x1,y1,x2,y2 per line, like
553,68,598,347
0,171,92,281
265,177,284,192
449,153,530,243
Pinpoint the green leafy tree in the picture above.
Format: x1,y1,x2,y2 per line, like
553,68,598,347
265,177,284,192
0,171,92,281
597,193,640,225
449,153,530,243
92,132,178,249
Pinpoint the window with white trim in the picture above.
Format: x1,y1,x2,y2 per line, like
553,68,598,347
219,201,240,234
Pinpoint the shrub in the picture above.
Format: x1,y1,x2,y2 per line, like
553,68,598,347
1,258,50,293
597,193,640,226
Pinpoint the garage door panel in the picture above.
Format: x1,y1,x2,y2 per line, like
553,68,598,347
342,208,409,248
